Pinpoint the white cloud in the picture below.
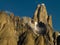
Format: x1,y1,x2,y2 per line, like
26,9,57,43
4,11,12,14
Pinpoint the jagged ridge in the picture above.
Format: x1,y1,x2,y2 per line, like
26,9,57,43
0,3,60,45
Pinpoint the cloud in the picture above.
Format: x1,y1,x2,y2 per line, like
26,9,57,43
4,11,12,14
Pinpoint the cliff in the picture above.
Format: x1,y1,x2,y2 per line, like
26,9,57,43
0,3,60,45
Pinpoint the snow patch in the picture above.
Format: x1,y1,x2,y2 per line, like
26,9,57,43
37,4,40,8
58,33,60,35
41,3,45,6
35,22,38,30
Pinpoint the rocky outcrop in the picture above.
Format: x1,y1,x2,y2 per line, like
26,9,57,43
33,3,48,24
0,3,59,45
0,12,18,45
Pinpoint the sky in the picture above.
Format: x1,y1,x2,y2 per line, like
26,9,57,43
0,0,60,31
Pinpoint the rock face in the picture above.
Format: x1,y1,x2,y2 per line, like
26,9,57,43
0,3,59,45
33,3,48,24
0,12,18,45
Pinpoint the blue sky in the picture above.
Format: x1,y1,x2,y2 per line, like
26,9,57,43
0,0,60,31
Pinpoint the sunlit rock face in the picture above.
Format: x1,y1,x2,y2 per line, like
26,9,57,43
0,3,59,45
0,11,18,45
33,3,48,24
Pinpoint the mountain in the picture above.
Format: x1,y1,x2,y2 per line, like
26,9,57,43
0,3,60,45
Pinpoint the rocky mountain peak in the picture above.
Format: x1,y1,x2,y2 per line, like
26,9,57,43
0,3,60,45
37,4,40,8
33,3,48,24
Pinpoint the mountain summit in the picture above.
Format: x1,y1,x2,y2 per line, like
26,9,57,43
0,3,60,45
33,3,48,24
